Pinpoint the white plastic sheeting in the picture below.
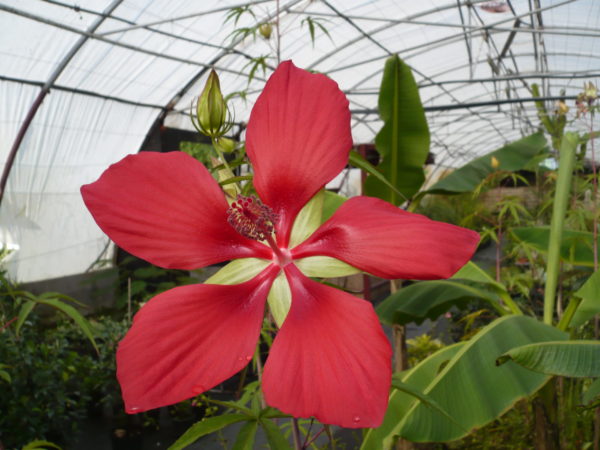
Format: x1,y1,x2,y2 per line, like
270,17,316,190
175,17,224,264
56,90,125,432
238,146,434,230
1,0,599,282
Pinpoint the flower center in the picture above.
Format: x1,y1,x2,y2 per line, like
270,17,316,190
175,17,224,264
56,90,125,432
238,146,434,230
227,195,292,267
227,195,278,241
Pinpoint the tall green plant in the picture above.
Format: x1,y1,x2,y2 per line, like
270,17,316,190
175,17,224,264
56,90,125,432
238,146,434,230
364,55,430,203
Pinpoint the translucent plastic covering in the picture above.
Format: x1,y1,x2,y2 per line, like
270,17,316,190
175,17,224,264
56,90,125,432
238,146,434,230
0,0,599,281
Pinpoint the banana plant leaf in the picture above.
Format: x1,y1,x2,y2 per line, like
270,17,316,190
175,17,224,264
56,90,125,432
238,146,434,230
511,226,599,267
361,343,467,449
367,315,567,445
582,377,600,405
376,280,503,326
426,132,548,195
571,269,600,328
497,341,600,377
364,55,430,203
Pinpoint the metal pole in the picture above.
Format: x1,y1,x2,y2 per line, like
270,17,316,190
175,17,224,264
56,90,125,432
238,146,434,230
0,0,124,205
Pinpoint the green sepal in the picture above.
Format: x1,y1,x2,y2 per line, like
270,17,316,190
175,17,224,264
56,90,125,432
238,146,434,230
267,272,291,328
295,256,360,278
205,258,270,285
289,189,324,248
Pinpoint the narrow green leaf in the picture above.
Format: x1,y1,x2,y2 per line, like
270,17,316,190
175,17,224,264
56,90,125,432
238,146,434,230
0,369,11,384
364,55,430,203
498,341,600,377
168,414,248,450
451,261,503,291
219,175,253,186
427,132,548,195
261,418,292,449
21,440,62,450
16,299,36,335
511,227,600,267
348,151,406,202
571,269,600,327
232,420,258,450
204,397,254,417
35,298,99,355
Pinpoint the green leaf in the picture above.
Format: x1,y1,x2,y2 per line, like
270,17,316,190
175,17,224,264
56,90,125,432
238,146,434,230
21,440,62,450
289,190,324,248
204,397,254,417
232,420,258,450
16,299,36,335
451,261,503,290
204,258,270,285
0,368,11,384
511,226,599,267
35,298,98,355
498,341,600,377
267,272,291,328
376,280,503,326
168,414,248,450
390,379,463,430
295,256,360,278
583,377,600,405
362,342,466,449
364,55,429,203
348,151,406,202
261,418,292,449
322,191,346,222
572,269,600,327
397,316,567,442
427,132,548,195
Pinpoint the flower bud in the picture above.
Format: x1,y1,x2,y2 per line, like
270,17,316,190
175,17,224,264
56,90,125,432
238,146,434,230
195,70,230,138
259,23,273,40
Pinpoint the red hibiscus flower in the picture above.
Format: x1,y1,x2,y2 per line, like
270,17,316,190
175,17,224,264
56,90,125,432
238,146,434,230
81,61,479,428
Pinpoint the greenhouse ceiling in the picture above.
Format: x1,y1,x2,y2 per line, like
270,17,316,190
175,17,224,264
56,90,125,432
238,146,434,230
0,0,599,282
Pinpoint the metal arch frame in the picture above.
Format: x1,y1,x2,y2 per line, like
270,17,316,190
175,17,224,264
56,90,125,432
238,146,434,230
42,0,270,68
319,0,509,142
0,0,124,204
307,0,575,75
0,4,266,81
135,0,307,150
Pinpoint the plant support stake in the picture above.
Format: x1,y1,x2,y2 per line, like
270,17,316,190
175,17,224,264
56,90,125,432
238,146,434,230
543,132,578,325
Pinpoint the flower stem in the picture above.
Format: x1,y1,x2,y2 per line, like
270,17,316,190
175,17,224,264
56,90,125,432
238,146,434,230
543,133,578,325
0,316,17,332
291,418,302,450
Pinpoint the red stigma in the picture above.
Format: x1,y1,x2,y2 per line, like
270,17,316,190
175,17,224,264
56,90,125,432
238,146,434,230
227,195,278,241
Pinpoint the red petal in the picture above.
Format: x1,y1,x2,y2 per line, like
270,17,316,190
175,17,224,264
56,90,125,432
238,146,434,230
292,196,480,279
262,264,391,428
246,61,352,246
82,152,270,270
117,265,278,413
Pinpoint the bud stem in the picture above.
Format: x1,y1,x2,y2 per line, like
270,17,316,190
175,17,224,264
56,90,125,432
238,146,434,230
212,137,240,192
